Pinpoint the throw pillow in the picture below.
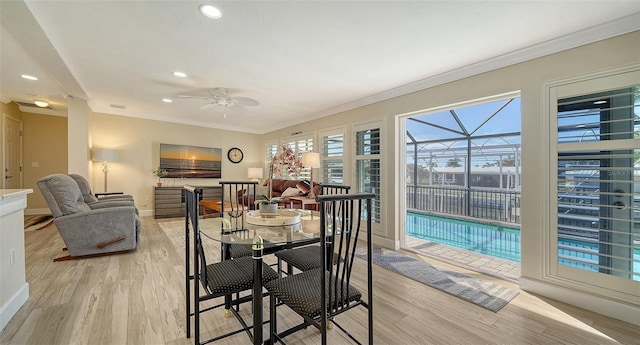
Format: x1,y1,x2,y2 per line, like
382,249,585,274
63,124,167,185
296,180,311,195
281,187,302,197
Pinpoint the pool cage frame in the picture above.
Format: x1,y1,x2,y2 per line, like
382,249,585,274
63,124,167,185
405,97,522,224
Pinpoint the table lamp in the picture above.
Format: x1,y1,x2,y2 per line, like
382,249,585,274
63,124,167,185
91,148,118,192
248,167,263,182
301,152,320,199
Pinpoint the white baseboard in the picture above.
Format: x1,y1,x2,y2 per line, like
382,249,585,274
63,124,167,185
372,235,397,250
139,209,153,217
520,277,640,326
0,283,29,332
24,208,51,216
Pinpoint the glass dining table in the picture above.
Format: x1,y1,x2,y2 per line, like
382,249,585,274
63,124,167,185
195,208,323,345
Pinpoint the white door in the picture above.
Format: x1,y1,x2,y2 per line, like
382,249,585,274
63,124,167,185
3,115,22,189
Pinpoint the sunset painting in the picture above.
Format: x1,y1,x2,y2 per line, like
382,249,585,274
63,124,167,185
159,143,222,178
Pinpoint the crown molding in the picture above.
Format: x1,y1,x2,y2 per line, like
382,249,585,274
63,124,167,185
308,13,640,122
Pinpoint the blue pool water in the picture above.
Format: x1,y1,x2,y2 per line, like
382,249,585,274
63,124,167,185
406,212,521,261
406,212,640,280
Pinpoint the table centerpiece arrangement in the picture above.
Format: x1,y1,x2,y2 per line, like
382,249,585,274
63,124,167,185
256,144,303,216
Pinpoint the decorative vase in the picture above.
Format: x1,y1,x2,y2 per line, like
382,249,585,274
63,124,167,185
157,182,163,187
259,203,278,215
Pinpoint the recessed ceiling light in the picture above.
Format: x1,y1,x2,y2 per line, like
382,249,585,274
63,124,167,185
162,98,173,103
173,71,187,78
34,100,49,107
200,4,222,19
21,74,38,81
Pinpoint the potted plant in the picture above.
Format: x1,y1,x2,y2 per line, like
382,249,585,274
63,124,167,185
254,194,282,215
152,166,168,187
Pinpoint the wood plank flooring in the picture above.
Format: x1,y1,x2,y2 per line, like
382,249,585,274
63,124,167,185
1,216,638,345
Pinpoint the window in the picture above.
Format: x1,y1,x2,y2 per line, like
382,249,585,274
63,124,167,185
547,67,639,297
265,136,315,180
264,141,278,178
355,124,381,225
320,131,345,184
294,137,314,180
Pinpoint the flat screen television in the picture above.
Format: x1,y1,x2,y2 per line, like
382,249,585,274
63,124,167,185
159,143,222,178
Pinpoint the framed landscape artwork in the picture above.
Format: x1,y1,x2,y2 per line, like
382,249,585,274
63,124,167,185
159,143,222,178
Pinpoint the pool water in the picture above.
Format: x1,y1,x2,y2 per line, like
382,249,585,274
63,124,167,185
407,212,640,280
406,213,521,262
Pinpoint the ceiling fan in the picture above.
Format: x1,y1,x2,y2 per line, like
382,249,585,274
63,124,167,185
178,88,259,110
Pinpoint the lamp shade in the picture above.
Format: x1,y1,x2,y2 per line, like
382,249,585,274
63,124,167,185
248,167,263,179
301,152,320,168
91,148,118,162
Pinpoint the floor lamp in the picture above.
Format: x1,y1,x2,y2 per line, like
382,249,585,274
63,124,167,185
301,152,320,199
91,148,118,192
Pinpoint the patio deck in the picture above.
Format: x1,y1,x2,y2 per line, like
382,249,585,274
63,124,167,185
406,235,520,282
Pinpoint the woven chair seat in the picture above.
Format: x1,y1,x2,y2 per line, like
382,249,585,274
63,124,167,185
275,245,341,272
205,256,278,295
265,268,361,318
275,245,323,271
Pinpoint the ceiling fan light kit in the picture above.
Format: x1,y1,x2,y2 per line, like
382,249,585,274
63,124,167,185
178,87,259,111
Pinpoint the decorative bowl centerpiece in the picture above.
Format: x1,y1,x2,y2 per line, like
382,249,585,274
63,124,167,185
246,209,302,226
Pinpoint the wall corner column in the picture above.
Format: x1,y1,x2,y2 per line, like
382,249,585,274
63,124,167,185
67,98,89,176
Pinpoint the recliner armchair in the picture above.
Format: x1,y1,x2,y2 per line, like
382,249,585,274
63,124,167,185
37,174,141,261
69,173,139,214
69,173,134,202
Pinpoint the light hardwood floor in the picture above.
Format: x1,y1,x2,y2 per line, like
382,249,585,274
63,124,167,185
1,216,638,345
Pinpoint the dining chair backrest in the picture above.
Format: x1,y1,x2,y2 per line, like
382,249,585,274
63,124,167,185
320,184,351,196
320,184,350,216
317,192,375,343
219,181,258,230
184,186,208,287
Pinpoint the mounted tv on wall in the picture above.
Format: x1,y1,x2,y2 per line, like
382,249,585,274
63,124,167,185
159,143,222,178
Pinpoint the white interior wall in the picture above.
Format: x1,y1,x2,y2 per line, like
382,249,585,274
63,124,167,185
262,31,640,324
88,113,263,215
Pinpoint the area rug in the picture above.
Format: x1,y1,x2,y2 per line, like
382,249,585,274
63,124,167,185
24,215,54,232
357,247,518,312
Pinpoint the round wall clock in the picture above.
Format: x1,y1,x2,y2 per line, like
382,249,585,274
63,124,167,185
227,147,244,163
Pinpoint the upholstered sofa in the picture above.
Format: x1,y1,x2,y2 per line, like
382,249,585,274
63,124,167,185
238,179,321,208
267,179,320,199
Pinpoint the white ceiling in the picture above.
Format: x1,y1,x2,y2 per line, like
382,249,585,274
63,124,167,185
1,1,639,134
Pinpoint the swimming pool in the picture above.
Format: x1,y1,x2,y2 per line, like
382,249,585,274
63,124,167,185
406,212,640,280
406,212,521,261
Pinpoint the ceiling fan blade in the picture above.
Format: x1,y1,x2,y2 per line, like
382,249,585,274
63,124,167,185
177,95,211,100
233,97,259,107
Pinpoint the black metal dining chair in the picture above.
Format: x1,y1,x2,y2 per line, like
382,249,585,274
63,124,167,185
184,185,278,345
274,184,351,275
265,193,374,345
219,181,258,260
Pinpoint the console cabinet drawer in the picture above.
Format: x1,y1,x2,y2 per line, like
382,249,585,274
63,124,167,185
154,186,221,219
